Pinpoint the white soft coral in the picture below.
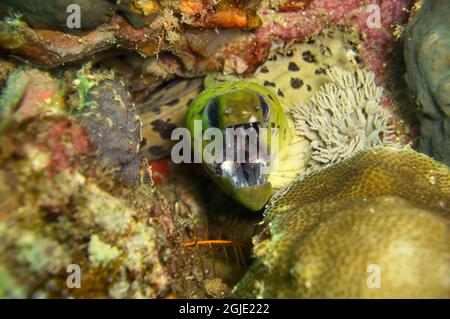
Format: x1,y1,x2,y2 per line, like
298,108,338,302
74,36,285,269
292,67,397,168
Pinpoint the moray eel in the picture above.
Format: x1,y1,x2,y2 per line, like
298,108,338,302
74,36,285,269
139,26,367,210
140,77,307,211
181,26,371,211
186,81,305,211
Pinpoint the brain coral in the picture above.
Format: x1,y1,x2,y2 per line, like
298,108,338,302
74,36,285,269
292,67,398,169
404,0,450,165
234,147,450,298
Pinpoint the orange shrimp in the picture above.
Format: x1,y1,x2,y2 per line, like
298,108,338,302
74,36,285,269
183,223,247,277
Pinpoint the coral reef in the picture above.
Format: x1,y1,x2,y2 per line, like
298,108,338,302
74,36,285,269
0,163,177,298
292,67,398,169
0,0,115,31
0,68,210,298
0,58,15,87
0,68,65,134
0,0,262,70
404,0,450,165
116,0,160,29
0,0,412,86
234,147,450,298
0,0,446,300
70,67,145,186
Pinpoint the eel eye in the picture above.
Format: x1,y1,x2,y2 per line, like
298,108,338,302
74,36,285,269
257,94,270,122
203,98,219,128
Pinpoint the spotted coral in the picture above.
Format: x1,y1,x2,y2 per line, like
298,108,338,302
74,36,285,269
292,67,397,168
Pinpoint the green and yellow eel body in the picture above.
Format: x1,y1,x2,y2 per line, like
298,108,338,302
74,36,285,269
139,26,366,210
186,80,306,211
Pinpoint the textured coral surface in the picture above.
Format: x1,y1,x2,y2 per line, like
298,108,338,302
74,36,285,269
0,69,211,298
404,0,450,165
234,147,449,298
0,0,412,83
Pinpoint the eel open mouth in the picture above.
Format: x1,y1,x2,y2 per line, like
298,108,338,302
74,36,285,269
213,122,270,189
218,160,268,188
203,121,273,211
